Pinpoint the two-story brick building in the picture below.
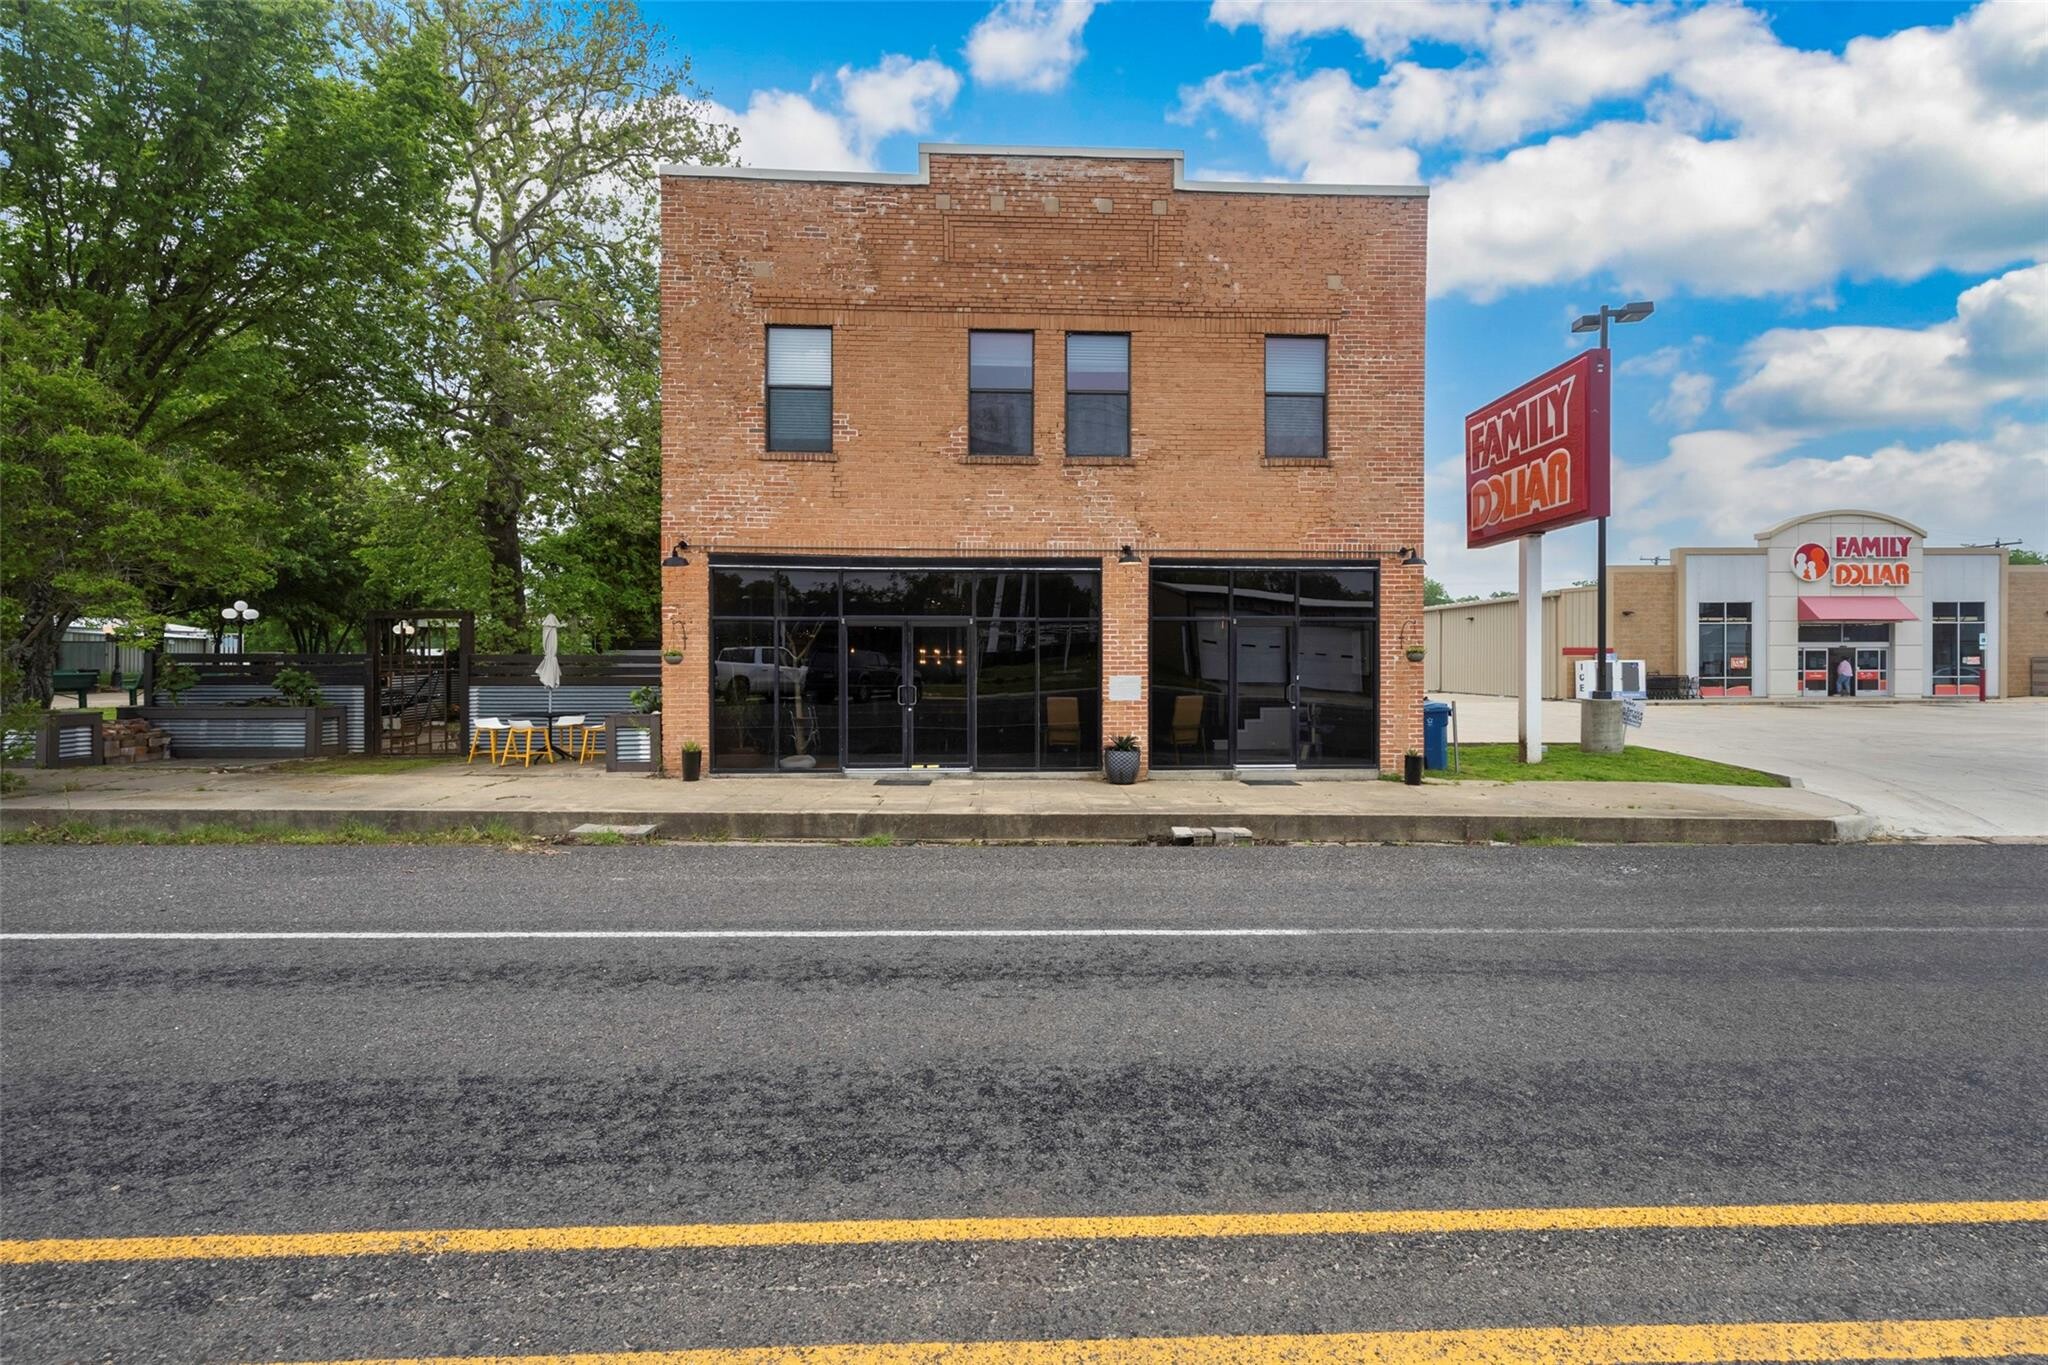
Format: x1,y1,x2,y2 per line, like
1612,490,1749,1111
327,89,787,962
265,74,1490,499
658,145,1427,777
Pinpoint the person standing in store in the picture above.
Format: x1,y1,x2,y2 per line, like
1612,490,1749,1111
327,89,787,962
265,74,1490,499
1835,656,1855,696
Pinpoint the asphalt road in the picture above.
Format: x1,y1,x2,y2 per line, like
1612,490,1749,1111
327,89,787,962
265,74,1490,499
2,843,2045,1361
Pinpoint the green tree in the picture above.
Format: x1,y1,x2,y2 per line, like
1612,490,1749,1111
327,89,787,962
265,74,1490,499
348,0,735,649
0,0,455,703
2010,548,2044,566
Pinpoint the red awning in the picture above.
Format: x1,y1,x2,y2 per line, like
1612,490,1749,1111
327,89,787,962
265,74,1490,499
1797,595,1916,623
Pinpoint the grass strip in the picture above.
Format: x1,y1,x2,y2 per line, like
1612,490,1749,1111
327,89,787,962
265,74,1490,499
1392,744,1784,786
1,819,534,847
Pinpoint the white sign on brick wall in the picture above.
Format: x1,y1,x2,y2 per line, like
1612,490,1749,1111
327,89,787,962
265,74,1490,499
1107,674,1142,702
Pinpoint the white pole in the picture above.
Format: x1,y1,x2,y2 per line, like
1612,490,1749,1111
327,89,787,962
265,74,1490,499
1519,533,1544,763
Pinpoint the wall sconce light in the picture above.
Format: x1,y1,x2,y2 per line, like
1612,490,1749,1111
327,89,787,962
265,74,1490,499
661,538,690,568
1399,547,1426,568
1118,544,1140,564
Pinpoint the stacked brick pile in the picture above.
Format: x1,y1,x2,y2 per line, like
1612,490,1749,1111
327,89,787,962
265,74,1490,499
102,718,171,764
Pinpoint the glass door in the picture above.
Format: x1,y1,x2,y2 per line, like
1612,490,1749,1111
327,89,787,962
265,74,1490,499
1855,647,1889,697
844,621,973,767
844,624,908,766
1800,648,1830,695
909,623,971,767
1233,622,1296,765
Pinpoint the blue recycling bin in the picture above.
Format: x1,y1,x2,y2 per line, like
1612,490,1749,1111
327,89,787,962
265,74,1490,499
1422,701,1452,771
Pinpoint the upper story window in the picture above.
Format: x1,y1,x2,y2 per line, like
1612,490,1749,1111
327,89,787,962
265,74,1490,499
1065,333,1130,458
970,331,1034,456
767,326,832,452
1264,336,1327,458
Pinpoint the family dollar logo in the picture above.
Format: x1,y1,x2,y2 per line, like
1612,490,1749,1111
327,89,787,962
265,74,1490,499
1791,543,1831,582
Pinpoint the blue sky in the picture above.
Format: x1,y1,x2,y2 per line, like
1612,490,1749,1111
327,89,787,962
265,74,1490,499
643,0,2046,594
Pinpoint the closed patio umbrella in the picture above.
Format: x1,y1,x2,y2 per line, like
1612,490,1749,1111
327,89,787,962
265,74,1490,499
536,614,563,692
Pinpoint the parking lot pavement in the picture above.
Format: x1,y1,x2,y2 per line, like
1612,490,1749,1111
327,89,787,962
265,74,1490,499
1433,694,2048,839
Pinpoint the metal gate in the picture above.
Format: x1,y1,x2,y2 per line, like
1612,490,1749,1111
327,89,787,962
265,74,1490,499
365,611,473,756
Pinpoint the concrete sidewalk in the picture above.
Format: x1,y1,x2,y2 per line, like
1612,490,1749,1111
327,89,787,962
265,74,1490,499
3,760,1872,844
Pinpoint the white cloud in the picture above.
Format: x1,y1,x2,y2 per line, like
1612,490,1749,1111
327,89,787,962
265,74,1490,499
1727,263,2048,429
838,55,962,146
966,0,1097,92
1211,0,1493,59
1613,422,2048,548
1193,1,2048,299
714,89,870,171
716,55,962,173
1653,371,1715,426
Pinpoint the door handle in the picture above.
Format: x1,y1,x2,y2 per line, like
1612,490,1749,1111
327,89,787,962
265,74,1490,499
1286,682,1301,706
905,684,920,708
896,683,911,708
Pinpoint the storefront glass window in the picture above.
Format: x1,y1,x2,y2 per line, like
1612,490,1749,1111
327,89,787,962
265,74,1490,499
1149,564,1378,768
1038,624,1102,769
1696,601,1753,697
712,562,1101,772
1932,600,1987,694
776,618,841,772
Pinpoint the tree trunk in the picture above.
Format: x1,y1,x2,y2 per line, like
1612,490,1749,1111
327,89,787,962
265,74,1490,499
5,585,72,708
481,469,527,641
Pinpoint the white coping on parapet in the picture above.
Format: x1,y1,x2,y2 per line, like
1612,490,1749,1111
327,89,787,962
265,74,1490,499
658,142,1429,198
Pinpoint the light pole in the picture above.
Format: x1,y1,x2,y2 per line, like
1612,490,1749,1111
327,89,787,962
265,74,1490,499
221,600,260,654
1569,300,1654,698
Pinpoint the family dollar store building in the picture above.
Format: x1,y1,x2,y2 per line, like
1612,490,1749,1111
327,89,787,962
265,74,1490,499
656,145,1429,777
1431,508,2046,702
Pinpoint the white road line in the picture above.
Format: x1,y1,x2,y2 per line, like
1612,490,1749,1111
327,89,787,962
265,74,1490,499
0,926,2040,942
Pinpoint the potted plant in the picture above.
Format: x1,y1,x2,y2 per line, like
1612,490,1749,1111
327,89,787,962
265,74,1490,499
681,739,702,781
1104,734,1141,785
661,648,683,665
1402,748,1424,785
1404,644,1427,663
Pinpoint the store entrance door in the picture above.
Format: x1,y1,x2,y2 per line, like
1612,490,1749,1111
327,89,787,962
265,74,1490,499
843,620,971,768
1233,622,1297,764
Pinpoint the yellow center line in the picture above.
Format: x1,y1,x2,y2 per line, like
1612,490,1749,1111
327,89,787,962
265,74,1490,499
3,1198,2043,1266
263,1315,2048,1364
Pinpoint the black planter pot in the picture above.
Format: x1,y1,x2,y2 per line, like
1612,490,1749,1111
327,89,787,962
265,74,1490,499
682,749,702,781
1104,748,1141,785
1402,753,1423,785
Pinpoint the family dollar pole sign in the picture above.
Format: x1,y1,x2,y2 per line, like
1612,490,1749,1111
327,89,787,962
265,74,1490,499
1465,350,1612,549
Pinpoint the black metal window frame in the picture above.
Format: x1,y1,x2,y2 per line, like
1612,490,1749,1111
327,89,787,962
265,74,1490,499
1064,331,1131,458
969,329,1035,456
1146,561,1379,769
707,559,1102,773
1263,334,1328,459
766,325,833,453
1695,600,1753,694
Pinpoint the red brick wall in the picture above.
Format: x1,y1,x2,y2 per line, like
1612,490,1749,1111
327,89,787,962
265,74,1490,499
660,150,1428,773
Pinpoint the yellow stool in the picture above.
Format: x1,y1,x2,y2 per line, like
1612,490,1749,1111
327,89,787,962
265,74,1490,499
467,719,509,764
576,722,606,764
501,722,552,767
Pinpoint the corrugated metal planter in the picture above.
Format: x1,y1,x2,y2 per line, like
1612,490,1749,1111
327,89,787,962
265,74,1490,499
117,705,348,759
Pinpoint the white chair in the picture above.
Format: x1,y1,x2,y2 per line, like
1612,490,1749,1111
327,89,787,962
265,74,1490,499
501,718,551,767
467,718,510,765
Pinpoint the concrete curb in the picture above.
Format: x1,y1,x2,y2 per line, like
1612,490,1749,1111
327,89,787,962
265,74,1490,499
1,805,1878,845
